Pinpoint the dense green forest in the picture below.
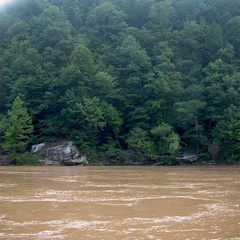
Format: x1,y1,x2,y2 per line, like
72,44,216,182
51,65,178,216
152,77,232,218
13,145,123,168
0,0,239,165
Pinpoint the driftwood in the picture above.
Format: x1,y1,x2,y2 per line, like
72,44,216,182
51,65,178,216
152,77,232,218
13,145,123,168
175,155,198,163
153,154,205,166
175,154,205,165
126,151,203,166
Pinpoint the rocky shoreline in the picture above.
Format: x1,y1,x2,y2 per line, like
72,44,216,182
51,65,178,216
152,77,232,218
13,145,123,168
0,141,237,166
0,140,88,166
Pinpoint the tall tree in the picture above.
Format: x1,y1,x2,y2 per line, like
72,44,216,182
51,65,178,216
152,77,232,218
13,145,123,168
174,100,206,154
225,16,240,56
112,35,151,126
2,97,33,154
86,2,127,47
148,0,175,37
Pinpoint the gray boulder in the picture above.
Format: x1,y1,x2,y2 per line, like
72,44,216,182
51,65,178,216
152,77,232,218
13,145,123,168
31,140,88,166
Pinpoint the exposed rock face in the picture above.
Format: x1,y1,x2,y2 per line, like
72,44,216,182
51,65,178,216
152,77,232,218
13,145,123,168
31,141,88,166
31,143,46,153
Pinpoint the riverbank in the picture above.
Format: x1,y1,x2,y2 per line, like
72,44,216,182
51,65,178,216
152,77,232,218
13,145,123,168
1,154,239,166
0,155,11,166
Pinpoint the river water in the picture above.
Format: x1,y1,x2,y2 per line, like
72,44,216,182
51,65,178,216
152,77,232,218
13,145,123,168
0,166,239,240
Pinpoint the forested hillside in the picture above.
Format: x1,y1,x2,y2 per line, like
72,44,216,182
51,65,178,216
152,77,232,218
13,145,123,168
0,0,239,165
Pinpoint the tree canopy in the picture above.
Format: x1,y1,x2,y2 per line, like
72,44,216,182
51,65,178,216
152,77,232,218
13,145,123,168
0,0,239,164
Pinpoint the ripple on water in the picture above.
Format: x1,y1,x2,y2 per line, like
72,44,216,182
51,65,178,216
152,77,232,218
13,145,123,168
0,184,17,187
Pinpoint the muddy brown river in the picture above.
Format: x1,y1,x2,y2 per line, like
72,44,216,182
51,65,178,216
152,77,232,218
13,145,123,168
0,166,239,240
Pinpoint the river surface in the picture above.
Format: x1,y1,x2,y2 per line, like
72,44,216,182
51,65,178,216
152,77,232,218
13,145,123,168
0,166,239,240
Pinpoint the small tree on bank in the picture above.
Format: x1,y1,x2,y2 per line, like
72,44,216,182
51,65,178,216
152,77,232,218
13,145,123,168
2,97,33,155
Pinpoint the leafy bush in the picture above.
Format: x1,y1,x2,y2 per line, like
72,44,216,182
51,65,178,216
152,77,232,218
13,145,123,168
10,152,42,166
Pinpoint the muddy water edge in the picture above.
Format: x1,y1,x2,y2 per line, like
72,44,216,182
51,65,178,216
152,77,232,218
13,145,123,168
0,166,239,240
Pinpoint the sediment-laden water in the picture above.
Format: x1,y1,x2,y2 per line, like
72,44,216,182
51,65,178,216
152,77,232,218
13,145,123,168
0,166,239,239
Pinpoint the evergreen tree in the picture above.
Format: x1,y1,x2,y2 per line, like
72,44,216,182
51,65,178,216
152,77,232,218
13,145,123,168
2,97,33,154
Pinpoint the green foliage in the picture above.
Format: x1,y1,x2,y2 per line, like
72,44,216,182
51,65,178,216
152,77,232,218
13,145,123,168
225,16,240,55
151,123,180,156
127,127,150,152
76,97,106,131
215,118,240,163
86,2,127,46
32,5,74,54
69,44,96,75
125,124,179,164
126,127,155,163
114,35,151,75
2,97,33,154
0,0,239,165
10,152,42,166
148,1,175,31
174,100,206,154
174,100,206,127
101,140,124,165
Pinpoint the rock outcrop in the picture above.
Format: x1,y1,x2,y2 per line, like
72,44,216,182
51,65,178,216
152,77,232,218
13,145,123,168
31,140,88,166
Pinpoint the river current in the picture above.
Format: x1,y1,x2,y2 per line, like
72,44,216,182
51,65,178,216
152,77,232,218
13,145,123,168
0,166,239,240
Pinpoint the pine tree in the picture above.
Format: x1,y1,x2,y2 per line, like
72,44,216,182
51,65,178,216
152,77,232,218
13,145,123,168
2,97,33,154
